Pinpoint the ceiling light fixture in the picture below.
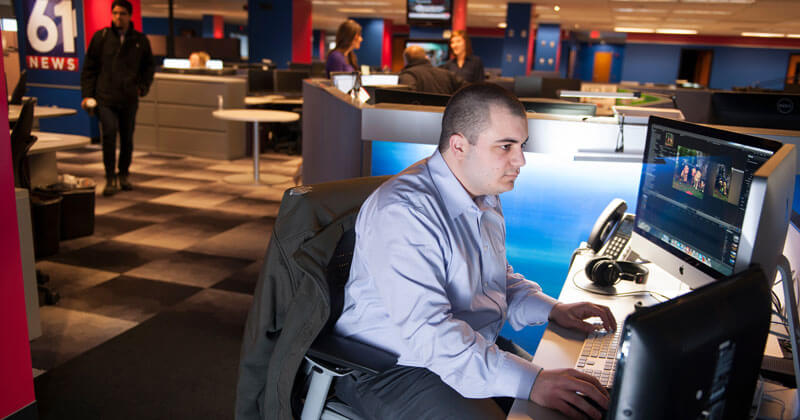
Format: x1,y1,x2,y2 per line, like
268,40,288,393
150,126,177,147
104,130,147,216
741,32,785,37
337,7,375,13
787,34,800,38
554,5,560,11
656,28,698,34
498,22,508,28
614,27,655,33
673,9,731,15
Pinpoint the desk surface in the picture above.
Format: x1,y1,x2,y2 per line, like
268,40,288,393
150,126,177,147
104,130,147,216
29,131,90,155
245,95,304,106
212,108,299,123
9,104,77,122
508,252,690,420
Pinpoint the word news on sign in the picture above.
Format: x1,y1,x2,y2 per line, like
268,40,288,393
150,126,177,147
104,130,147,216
27,55,79,71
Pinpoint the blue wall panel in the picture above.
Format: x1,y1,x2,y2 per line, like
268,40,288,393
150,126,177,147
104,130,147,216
352,18,384,69
501,3,531,77
247,0,292,66
533,24,560,72
709,46,795,90
409,27,445,39
471,36,503,70
370,141,642,353
620,43,682,85
142,17,203,37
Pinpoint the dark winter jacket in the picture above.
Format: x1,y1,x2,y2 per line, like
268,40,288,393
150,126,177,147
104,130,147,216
81,23,155,106
235,176,390,420
399,58,465,95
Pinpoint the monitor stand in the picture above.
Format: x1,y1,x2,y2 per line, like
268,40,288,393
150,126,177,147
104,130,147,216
758,256,800,419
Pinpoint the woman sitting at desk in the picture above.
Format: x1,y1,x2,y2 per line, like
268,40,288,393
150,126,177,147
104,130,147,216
441,30,485,84
326,19,363,76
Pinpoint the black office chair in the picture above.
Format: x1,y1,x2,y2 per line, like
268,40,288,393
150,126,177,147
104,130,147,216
236,176,396,420
9,69,27,105
10,98,38,189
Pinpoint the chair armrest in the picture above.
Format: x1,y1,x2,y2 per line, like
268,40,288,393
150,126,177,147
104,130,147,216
307,333,398,376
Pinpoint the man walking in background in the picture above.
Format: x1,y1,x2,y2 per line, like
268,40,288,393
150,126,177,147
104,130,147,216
81,0,155,196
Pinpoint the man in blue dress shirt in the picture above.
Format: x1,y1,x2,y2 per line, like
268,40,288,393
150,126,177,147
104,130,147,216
335,83,615,420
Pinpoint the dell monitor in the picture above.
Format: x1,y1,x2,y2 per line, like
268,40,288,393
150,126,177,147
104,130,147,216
710,92,800,131
630,116,796,288
608,265,772,419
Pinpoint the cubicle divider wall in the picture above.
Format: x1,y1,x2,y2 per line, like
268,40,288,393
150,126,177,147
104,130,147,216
302,79,800,353
135,73,247,159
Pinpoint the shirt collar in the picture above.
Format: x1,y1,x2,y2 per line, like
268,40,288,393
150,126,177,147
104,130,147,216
427,150,498,219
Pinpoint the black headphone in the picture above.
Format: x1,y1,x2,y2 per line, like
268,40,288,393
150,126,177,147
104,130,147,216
585,257,649,287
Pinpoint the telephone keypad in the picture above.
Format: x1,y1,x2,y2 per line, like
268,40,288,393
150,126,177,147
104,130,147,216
602,235,628,260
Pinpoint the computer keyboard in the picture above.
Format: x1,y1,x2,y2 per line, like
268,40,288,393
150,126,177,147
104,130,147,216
574,329,621,388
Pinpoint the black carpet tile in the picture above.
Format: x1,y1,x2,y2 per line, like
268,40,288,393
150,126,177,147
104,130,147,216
100,185,177,202
34,289,251,420
46,240,177,273
56,275,203,322
104,201,194,224
211,260,263,295
93,214,157,239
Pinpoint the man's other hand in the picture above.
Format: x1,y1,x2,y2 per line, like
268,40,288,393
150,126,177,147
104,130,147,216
80,98,91,110
548,302,616,333
530,368,609,420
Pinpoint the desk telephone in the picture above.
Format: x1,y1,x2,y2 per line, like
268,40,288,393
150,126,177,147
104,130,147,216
584,199,648,287
587,198,634,260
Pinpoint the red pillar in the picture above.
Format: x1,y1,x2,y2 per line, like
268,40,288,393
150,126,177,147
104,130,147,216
382,20,393,71
213,15,224,39
84,0,142,49
452,0,467,32
0,29,35,419
527,20,536,75
292,0,312,64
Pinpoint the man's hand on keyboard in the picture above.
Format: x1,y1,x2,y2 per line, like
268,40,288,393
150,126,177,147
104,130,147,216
548,302,616,333
529,368,609,419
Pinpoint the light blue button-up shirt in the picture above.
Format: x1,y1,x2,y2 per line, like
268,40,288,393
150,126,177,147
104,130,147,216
335,150,558,400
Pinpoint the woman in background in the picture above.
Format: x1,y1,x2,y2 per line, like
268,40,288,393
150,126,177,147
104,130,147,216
326,20,363,76
441,30,484,83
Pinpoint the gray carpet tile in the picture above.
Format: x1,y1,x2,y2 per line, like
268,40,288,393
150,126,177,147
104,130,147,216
186,217,274,261
56,275,203,323
34,261,118,298
30,306,138,370
103,202,192,224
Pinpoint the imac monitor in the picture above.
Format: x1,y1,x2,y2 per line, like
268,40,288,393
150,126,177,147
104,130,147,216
404,40,450,67
608,265,772,420
630,116,796,288
407,0,451,26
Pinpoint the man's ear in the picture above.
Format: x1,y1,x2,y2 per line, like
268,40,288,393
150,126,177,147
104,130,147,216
449,133,469,159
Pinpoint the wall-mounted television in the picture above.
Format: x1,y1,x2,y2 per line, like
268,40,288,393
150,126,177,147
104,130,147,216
407,0,452,27
404,39,450,67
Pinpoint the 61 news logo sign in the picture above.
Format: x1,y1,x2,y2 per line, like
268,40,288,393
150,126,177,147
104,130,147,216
25,0,78,71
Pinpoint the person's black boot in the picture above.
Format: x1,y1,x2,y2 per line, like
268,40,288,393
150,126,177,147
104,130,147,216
103,175,119,196
118,173,133,191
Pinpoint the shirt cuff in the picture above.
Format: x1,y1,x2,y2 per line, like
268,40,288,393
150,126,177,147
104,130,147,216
495,351,543,400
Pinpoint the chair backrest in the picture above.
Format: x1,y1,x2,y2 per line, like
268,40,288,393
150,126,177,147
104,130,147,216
323,228,356,332
10,69,27,105
10,99,38,189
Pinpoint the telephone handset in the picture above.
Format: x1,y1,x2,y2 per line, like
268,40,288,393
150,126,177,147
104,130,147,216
587,199,634,259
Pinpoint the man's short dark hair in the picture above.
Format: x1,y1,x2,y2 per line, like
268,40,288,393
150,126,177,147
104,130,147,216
112,0,133,14
438,83,526,153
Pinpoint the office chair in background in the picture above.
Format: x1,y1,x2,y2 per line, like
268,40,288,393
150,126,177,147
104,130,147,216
10,98,60,304
9,69,28,105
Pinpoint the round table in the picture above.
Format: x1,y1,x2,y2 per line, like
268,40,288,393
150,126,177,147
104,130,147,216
212,109,300,185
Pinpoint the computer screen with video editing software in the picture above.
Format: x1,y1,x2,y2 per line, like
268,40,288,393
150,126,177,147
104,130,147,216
631,116,795,288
